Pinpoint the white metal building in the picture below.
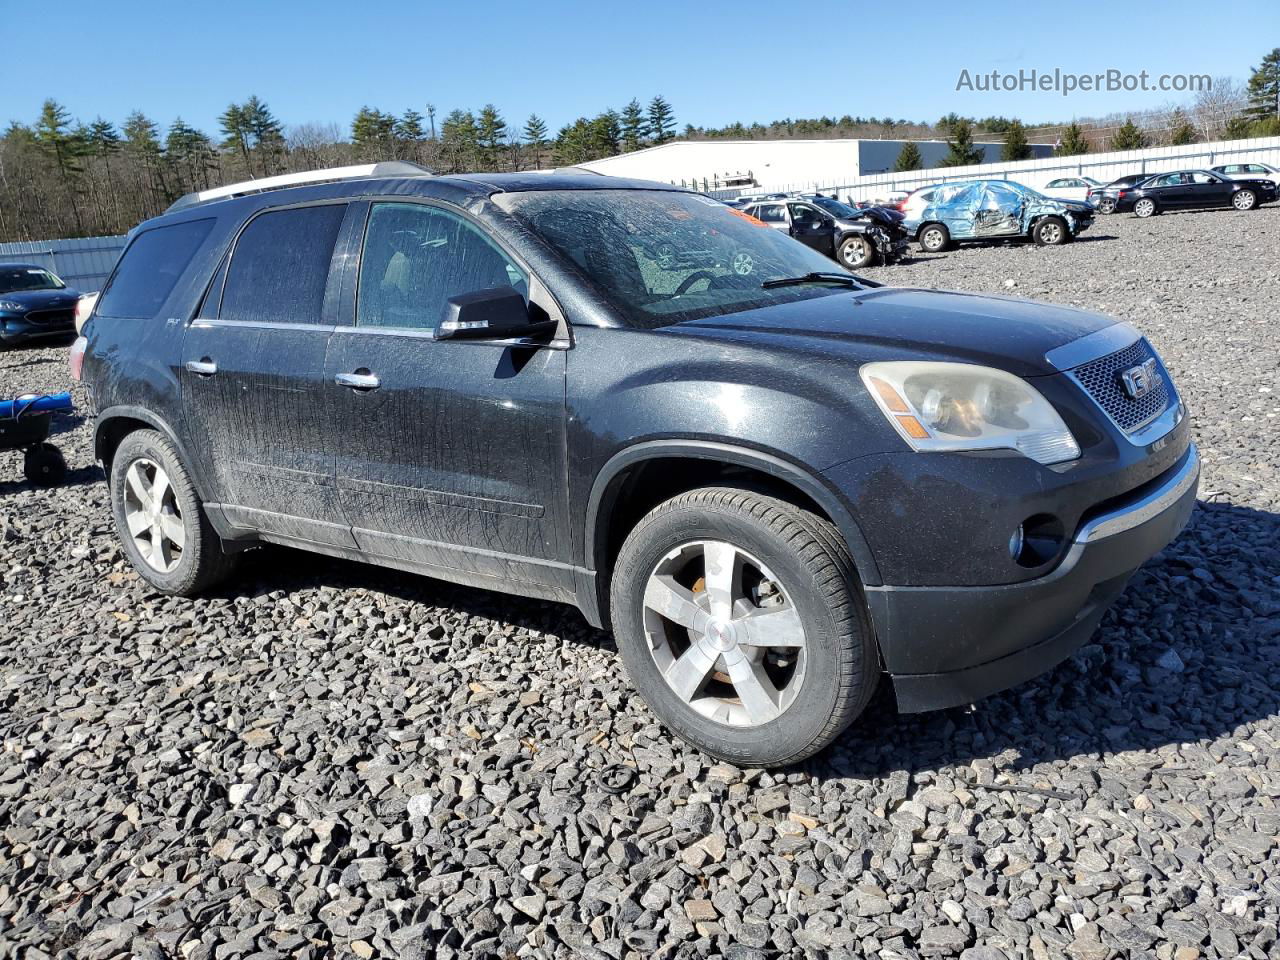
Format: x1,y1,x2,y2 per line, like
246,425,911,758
578,139,1054,190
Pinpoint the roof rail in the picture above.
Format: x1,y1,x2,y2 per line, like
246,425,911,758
551,166,606,176
165,161,432,213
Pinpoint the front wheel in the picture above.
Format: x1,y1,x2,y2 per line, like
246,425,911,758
1033,216,1069,246
110,429,237,596
1134,197,1157,218
837,235,876,269
1098,198,1117,214
610,487,878,766
1232,189,1258,211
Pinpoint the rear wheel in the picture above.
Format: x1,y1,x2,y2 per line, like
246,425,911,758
1232,188,1258,211
1134,198,1157,218
1098,197,1117,214
918,224,950,253
837,235,875,269
110,429,237,595
1033,216,1069,246
610,487,878,766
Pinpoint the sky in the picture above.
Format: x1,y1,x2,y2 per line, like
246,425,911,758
3,0,1276,138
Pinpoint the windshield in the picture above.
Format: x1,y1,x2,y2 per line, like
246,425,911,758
497,189,858,329
810,196,862,218
0,266,65,294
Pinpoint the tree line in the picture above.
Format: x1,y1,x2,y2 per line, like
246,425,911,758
0,95,678,243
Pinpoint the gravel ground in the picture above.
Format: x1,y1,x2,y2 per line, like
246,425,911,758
1,204,1278,960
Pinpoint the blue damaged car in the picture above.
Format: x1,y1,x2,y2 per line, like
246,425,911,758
901,179,1094,253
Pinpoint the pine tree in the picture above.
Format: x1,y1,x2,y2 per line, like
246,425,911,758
1110,118,1147,151
1168,109,1198,146
35,100,85,233
123,111,169,211
592,110,622,157
1000,119,1032,161
554,119,595,165
218,103,253,175
352,107,397,160
477,105,508,171
1244,47,1280,122
647,96,676,145
440,109,479,172
244,96,284,175
621,98,647,152
893,141,923,172
1056,122,1090,156
166,118,217,193
397,109,425,142
86,118,123,226
523,114,548,169
940,118,983,167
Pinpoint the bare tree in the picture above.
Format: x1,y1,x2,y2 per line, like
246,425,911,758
1192,76,1247,141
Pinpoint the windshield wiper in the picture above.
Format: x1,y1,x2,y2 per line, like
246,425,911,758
761,271,865,289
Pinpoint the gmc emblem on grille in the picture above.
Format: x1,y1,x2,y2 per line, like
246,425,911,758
1120,358,1161,400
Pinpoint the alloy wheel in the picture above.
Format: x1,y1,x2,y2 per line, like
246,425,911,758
1135,199,1155,218
922,228,944,251
122,457,186,573
642,540,807,727
1040,221,1063,244
841,238,869,265
1233,191,1255,211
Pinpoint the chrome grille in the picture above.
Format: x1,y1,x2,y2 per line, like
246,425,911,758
1069,338,1171,433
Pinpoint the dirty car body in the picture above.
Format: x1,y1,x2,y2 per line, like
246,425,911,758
79,170,1196,765
903,179,1094,249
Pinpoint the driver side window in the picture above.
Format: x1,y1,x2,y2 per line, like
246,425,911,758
357,202,527,331
788,203,822,224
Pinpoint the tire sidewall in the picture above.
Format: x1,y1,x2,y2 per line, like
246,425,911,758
611,501,852,765
1035,217,1067,246
110,430,204,593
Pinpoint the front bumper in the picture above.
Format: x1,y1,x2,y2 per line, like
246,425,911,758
871,443,1200,712
0,314,76,343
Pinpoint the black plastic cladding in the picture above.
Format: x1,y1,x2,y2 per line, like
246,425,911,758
83,170,1194,706
1069,338,1171,433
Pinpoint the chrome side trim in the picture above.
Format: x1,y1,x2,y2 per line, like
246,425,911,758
1074,444,1200,544
1044,322,1141,371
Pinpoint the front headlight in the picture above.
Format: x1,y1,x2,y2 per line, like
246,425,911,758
0,300,23,312
860,361,1080,465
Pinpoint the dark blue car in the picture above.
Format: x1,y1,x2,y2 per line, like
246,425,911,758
0,263,81,347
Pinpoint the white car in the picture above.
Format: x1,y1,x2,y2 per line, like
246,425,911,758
1040,176,1104,204
1210,162,1280,186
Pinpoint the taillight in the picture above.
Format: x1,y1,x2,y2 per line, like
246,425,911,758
1117,190,1127,199
69,336,87,382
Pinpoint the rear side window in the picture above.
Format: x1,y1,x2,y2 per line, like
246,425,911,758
96,218,215,319
220,204,346,325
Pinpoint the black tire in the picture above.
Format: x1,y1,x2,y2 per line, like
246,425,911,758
1231,189,1257,211
837,234,876,269
109,429,236,596
1033,216,1070,246
610,487,878,766
918,223,950,253
23,443,66,486
1133,197,1158,218
1098,198,1116,214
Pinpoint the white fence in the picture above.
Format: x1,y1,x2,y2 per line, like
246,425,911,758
712,135,1280,203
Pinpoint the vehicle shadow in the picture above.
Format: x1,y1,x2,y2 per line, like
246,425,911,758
0,463,102,496
811,499,1280,781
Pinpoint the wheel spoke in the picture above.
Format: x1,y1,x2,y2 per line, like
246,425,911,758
665,643,718,703
159,512,185,549
736,603,806,649
644,575,708,633
726,654,781,725
125,463,152,511
702,541,740,620
150,469,171,507
152,522,172,570
126,509,151,537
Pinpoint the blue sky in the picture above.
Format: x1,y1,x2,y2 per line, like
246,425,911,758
4,0,1275,136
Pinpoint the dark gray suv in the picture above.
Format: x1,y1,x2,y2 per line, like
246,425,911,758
74,164,1199,766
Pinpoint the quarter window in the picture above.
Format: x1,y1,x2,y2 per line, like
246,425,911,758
754,204,786,224
220,204,346,325
96,218,215,320
356,202,527,330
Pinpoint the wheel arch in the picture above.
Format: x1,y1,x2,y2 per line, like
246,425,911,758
581,440,883,626
94,405,211,502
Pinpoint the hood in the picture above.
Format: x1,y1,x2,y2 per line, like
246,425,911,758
0,288,79,310
673,286,1119,377
839,205,905,227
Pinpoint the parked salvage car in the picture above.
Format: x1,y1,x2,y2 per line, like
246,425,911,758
901,179,1094,252
0,264,81,347
741,196,909,268
1041,176,1103,204
1088,174,1155,214
1114,168,1277,217
1210,161,1280,186
76,165,1198,766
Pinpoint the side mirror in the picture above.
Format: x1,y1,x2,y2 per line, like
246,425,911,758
435,287,557,342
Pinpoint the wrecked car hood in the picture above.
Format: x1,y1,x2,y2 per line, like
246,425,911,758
671,286,1118,377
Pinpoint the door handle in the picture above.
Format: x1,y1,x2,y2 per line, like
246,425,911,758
185,359,217,376
335,370,380,391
